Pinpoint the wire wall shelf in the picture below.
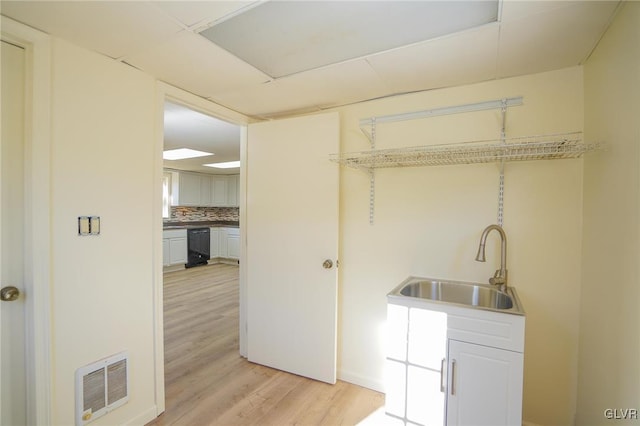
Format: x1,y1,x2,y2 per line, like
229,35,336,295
330,132,602,171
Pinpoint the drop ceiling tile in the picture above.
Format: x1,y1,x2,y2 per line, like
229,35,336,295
500,0,575,23
1,1,183,59
209,80,311,119
125,30,270,97
151,1,257,29
497,1,619,78
210,59,391,118
274,60,392,109
367,25,500,94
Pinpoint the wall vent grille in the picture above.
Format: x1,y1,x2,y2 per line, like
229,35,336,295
75,351,129,425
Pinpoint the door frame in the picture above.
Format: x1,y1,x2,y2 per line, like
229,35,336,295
0,17,53,426
153,83,251,414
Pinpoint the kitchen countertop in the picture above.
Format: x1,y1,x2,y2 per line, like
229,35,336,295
163,220,239,230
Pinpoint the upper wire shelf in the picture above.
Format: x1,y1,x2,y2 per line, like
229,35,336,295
330,132,602,170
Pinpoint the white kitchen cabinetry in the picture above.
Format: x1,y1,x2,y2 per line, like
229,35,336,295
162,239,170,266
227,175,238,207
168,170,240,207
209,227,239,262
170,171,212,207
163,229,187,266
218,228,228,257
446,340,524,426
209,227,220,258
386,298,524,426
211,176,228,206
226,228,240,259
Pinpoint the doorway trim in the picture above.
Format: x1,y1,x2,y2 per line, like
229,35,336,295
153,82,250,415
1,17,53,426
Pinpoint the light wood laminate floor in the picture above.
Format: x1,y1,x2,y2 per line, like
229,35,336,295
147,263,385,426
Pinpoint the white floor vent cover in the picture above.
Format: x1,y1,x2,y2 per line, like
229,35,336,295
75,351,129,425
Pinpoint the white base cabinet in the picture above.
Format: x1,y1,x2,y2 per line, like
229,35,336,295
209,227,239,262
386,297,525,426
446,340,523,426
163,229,187,266
209,228,220,258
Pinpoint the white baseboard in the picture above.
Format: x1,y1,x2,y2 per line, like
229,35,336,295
338,370,385,393
124,406,159,426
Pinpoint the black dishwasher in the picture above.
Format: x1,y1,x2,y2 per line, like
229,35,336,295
186,228,210,268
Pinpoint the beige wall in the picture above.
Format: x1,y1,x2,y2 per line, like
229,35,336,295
49,39,158,425
578,2,640,424
333,67,585,425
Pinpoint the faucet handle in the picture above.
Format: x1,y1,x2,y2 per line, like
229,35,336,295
489,276,505,286
489,269,507,286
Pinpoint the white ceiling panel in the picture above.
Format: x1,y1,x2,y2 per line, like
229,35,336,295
0,0,622,120
368,24,500,95
500,0,574,22
208,79,321,119
498,1,619,78
210,59,391,118
269,60,391,110
1,1,183,59
125,30,270,98
151,1,257,29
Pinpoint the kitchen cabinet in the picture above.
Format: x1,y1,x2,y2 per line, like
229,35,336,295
446,340,524,426
211,176,228,206
163,229,187,266
170,171,212,207
227,175,238,207
226,228,240,259
212,175,239,207
168,170,239,207
209,227,239,261
162,239,170,266
209,227,220,258
386,298,524,426
218,228,228,257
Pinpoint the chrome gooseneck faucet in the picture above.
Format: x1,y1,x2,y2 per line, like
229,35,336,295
475,224,508,290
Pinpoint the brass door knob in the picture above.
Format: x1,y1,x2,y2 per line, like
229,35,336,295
322,259,333,269
1,286,20,302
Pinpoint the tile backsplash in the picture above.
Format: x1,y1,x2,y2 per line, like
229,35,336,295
167,206,239,222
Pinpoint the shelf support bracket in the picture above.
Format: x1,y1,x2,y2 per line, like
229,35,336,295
369,118,377,224
497,99,507,227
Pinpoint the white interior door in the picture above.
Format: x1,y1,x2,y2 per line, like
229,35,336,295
1,39,28,425
246,112,339,384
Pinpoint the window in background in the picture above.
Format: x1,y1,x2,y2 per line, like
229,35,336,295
162,172,171,219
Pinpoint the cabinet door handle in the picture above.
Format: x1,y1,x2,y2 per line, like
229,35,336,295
440,358,446,393
450,359,457,396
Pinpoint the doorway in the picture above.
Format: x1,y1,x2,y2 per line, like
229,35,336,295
156,95,247,415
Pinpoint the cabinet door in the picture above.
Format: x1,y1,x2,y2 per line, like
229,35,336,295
218,228,228,257
209,228,220,258
228,236,240,259
169,238,187,265
200,175,212,206
211,176,228,206
162,239,170,266
178,173,201,206
227,175,238,207
446,340,523,426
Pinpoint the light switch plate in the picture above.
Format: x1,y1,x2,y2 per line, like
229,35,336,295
78,216,100,236
90,216,100,235
78,216,90,235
